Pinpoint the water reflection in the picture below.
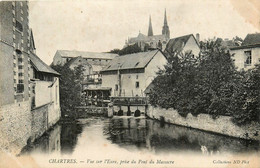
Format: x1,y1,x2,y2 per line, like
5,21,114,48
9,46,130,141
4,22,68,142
23,116,259,156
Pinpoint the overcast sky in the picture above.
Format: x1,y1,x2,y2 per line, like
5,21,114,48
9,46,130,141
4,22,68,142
29,0,260,64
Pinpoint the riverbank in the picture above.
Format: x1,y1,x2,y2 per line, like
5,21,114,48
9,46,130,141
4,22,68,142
147,105,260,141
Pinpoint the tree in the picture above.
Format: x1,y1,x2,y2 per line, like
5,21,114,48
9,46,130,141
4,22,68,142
231,64,260,125
109,43,142,56
51,64,85,119
109,49,121,54
150,39,238,118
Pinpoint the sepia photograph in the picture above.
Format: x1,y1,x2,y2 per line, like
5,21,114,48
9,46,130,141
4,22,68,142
0,0,259,167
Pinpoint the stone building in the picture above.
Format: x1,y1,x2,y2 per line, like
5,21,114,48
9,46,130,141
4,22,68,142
100,49,167,97
230,33,260,70
125,10,170,51
53,50,118,89
52,50,117,67
0,1,32,154
0,1,61,154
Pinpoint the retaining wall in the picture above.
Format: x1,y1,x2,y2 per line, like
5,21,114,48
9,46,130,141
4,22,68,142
147,106,260,141
0,101,31,154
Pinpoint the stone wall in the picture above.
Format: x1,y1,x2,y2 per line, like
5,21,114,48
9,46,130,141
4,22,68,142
147,106,260,141
31,102,60,142
31,104,48,142
0,101,31,154
48,102,61,128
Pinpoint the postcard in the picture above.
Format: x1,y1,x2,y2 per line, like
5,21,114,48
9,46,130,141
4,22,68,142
0,0,259,167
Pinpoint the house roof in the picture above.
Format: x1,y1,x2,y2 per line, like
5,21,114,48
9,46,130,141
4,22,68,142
30,53,60,76
56,50,118,59
165,34,198,54
101,49,163,72
230,33,260,50
242,33,260,46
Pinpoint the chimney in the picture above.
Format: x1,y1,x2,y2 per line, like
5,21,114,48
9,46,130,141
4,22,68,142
196,33,200,43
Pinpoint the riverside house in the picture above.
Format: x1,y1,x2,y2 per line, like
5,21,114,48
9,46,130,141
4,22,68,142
0,1,61,154
230,33,260,70
100,49,167,97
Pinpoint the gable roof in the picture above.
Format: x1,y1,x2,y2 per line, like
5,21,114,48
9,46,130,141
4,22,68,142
30,53,60,76
101,49,164,72
56,50,118,60
230,33,260,50
242,33,260,46
165,34,198,54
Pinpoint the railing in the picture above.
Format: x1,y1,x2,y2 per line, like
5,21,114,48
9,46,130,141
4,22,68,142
110,96,148,106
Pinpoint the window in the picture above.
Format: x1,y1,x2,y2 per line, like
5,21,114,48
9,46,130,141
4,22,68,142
136,82,139,88
115,84,118,91
17,84,24,93
18,73,23,77
244,51,252,65
18,65,23,69
14,71,16,75
15,20,23,32
136,75,138,79
18,58,23,63
19,79,23,83
14,63,16,67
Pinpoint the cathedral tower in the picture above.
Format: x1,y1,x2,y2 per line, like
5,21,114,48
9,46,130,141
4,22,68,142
162,9,170,39
148,15,153,36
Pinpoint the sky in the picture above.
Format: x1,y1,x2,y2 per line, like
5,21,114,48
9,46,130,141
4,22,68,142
28,0,260,65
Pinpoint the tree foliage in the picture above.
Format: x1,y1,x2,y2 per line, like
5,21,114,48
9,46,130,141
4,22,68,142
149,39,260,125
109,43,142,56
51,64,85,119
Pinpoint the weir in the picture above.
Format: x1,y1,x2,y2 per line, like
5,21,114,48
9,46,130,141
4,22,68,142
75,96,148,118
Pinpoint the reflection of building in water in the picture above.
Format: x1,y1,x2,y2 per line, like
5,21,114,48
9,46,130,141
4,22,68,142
48,125,61,153
60,123,83,153
106,118,148,148
21,125,61,154
104,118,259,154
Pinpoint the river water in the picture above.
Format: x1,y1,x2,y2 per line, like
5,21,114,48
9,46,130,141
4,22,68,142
23,116,259,155
21,116,259,167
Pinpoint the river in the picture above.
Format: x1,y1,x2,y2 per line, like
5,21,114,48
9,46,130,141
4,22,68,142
21,116,259,167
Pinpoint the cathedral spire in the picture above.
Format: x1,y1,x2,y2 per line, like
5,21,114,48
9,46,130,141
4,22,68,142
164,9,168,25
162,9,170,39
148,15,153,36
